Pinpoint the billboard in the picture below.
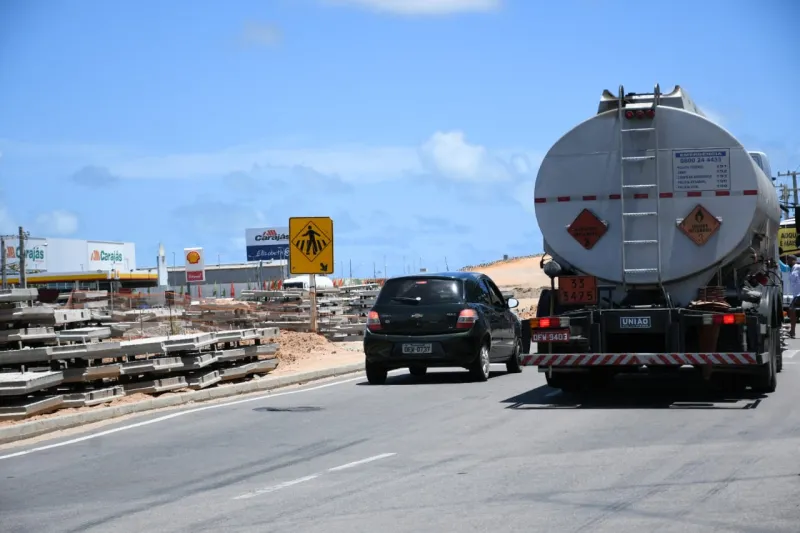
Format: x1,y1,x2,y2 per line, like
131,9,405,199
87,241,126,271
245,227,289,262
2,237,48,273
779,226,799,257
184,247,205,282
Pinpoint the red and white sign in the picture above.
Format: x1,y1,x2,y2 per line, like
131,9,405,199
184,247,205,283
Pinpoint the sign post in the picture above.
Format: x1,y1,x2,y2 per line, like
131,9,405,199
289,217,335,334
184,248,206,301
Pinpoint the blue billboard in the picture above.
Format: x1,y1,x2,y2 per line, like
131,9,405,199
245,227,290,262
246,244,290,262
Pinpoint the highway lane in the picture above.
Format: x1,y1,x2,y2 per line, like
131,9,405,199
2,346,800,533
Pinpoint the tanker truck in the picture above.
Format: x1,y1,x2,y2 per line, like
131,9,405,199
522,84,783,394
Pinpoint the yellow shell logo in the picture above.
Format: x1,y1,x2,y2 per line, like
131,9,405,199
186,250,201,264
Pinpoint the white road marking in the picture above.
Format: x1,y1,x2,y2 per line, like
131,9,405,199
233,474,320,500
327,452,397,472
0,372,382,461
232,452,397,501
783,350,799,359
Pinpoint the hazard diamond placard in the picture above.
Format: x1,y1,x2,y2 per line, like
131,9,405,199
289,217,334,275
567,209,608,250
678,204,720,246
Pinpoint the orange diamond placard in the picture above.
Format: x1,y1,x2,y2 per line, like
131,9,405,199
567,209,608,250
678,204,720,246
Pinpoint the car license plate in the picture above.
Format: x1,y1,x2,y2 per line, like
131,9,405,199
531,329,570,343
402,343,433,355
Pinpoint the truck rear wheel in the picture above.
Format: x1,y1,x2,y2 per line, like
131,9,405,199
751,331,777,394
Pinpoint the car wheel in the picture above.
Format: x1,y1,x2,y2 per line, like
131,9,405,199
408,365,427,377
469,343,491,382
506,338,523,374
365,361,388,385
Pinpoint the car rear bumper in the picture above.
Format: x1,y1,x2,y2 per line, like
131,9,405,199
364,330,482,369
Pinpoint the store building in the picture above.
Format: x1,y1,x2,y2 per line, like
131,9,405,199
2,236,137,274
159,261,287,297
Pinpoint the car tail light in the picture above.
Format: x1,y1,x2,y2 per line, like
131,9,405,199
645,108,655,118
367,310,382,332
456,309,478,329
530,317,570,329
625,110,634,119
703,313,745,325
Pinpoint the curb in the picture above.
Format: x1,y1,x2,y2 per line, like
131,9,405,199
0,362,366,446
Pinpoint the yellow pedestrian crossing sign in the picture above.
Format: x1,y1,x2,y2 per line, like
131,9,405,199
289,217,334,275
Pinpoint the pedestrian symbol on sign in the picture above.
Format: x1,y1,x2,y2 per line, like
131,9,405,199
292,221,330,261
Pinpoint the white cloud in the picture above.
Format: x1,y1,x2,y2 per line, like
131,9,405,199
0,204,13,233
110,145,423,182
241,22,282,47
2,133,542,186
419,130,511,181
35,210,79,236
325,0,502,15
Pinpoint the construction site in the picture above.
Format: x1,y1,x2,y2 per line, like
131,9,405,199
0,254,550,425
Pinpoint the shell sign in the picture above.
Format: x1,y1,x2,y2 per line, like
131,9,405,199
186,250,201,264
184,247,205,282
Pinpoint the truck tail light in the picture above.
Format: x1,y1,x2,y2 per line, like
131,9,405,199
367,310,382,332
456,309,478,329
703,313,745,325
530,317,570,329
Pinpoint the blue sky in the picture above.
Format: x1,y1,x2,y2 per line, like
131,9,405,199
1,0,798,277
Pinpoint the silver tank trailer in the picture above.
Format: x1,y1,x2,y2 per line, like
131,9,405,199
534,85,780,306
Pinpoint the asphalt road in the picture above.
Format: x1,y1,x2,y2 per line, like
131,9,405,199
3,344,800,533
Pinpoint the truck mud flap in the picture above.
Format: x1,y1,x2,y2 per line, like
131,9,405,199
521,352,759,366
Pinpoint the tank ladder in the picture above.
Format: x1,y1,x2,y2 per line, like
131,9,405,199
618,84,664,292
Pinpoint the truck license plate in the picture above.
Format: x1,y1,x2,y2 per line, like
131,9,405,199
531,329,570,343
402,343,433,355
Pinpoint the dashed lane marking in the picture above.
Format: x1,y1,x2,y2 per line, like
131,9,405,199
232,453,397,501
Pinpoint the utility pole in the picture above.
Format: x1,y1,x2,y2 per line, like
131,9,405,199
0,236,6,289
778,170,800,213
18,226,27,288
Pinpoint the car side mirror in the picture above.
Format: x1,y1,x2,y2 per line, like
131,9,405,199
507,298,519,309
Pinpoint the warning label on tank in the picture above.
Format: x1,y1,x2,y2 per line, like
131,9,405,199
678,204,721,246
672,150,731,191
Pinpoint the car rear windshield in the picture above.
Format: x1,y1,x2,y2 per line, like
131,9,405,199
376,278,463,305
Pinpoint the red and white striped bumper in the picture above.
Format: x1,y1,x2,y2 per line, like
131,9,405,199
521,353,759,367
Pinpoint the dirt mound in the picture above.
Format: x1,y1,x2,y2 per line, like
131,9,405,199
271,331,364,375
466,256,551,290
275,330,334,365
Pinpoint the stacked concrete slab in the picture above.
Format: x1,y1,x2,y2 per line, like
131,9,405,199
236,283,378,340
0,288,281,421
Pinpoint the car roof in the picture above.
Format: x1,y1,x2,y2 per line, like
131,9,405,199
386,271,484,282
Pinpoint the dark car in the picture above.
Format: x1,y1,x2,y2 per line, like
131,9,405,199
362,272,523,384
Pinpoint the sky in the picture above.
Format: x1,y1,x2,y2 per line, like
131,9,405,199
1,0,798,278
